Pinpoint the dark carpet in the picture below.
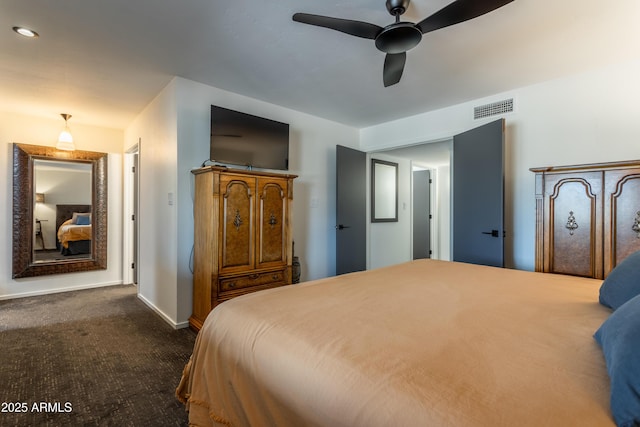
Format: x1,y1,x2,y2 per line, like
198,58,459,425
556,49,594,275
0,285,196,427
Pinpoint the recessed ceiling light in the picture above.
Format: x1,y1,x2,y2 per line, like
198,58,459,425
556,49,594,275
13,26,39,38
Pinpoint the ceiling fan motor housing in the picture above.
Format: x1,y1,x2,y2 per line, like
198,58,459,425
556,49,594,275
375,23,422,54
386,0,411,16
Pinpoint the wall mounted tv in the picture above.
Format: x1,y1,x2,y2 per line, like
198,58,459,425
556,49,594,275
210,105,290,170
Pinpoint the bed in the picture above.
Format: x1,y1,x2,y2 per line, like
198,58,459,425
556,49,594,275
55,204,92,256
177,258,640,427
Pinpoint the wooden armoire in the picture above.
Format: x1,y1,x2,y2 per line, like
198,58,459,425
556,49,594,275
531,160,640,279
190,166,296,331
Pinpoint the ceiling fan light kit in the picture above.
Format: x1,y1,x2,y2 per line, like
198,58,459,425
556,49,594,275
293,0,514,87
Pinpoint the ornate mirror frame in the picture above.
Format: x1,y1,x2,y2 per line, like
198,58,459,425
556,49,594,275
12,143,108,278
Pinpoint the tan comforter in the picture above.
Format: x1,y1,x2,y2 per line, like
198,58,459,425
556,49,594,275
177,259,613,426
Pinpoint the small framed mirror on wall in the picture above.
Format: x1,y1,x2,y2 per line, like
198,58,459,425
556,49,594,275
12,143,108,278
371,158,398,223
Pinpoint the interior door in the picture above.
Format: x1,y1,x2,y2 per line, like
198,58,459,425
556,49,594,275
413,169,431,259
452,119,505,267
336,145,367,275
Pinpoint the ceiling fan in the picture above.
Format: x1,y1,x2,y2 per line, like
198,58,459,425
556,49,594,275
293,0,514,87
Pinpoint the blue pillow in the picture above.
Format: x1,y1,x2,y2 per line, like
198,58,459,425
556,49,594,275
75,215,91,225
594,294,640,427
599,250,640,310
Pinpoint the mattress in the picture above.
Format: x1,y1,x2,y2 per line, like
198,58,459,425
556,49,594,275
177,259,613,426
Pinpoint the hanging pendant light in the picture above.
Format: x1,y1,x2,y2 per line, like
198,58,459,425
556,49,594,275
56,113,75,151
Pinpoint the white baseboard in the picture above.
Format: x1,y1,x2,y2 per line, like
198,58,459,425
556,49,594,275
0,281,124,301
136,293,189,330
175,320,190,329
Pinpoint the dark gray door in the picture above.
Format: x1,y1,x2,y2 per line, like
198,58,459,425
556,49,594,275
453,119,504,267
413,170,431,259
336,145,367,275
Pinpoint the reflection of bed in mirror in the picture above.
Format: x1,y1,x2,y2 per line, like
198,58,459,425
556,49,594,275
56,204,92,256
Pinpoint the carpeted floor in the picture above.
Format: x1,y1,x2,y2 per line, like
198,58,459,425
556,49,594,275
0,284,197,427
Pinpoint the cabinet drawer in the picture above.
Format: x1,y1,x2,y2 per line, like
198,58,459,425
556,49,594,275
219,269,286,293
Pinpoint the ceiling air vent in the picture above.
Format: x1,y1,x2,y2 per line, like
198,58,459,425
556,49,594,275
474,98,514,120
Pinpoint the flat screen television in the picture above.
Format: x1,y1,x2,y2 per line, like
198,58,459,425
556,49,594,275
210,105,289,170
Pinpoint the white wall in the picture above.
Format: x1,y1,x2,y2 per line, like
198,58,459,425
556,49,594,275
0,111,124,299
126,77,360,327
368,153,411,269
124,81,179,325
436,164,451,261
361,59,640,271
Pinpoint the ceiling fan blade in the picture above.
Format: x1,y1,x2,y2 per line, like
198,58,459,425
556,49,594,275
292,13,382,39
383,52,406,87
416,0,514,34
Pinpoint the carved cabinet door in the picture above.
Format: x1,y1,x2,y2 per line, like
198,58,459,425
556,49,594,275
604,169,640,275
543,171,603,278
256,177,288,269
219,175,256,273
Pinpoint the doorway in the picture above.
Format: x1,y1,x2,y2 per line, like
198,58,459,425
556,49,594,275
368,119,504,268
371,140,451,265
413,168,431,260
124,143,139,286
337,119,505,272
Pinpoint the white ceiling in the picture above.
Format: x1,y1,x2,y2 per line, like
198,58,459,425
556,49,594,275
1,0,639,130
382,140,452,168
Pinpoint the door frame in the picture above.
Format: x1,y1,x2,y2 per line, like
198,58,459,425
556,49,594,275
123,142,140,286
411,166,434,260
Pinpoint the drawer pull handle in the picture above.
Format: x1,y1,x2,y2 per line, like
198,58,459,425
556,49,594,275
249,274,259,280
228,282,236,288
272,274,280,280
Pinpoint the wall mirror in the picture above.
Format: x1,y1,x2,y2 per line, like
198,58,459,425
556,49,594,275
371,159,398,222
12,143,108,278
